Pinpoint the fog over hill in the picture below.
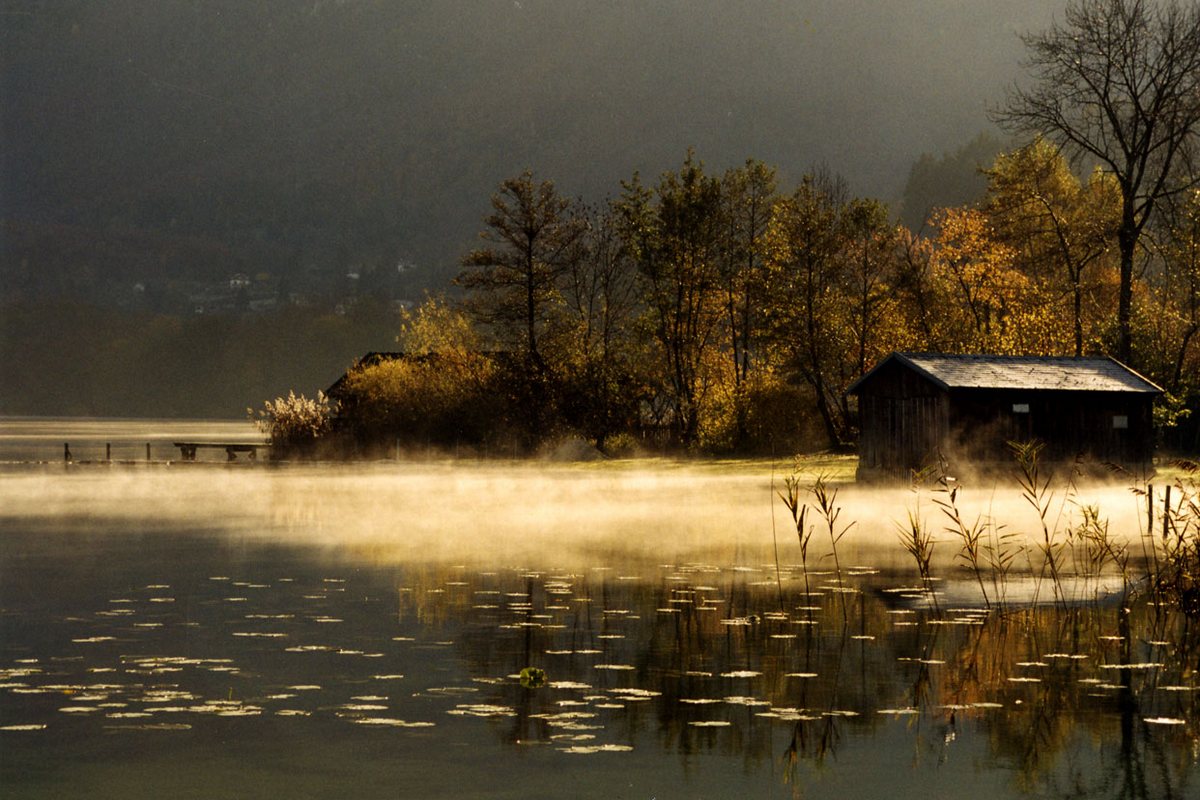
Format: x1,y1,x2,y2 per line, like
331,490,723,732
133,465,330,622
2,0,1055,298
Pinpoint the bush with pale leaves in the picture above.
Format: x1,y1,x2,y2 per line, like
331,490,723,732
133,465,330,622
251,391,333,448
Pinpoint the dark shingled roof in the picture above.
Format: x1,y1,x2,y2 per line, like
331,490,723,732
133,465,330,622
849,353,1162,394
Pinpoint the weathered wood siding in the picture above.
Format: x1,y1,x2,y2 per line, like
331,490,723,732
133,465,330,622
854,360,1156,480
855,359,948,478
947,389,1154,464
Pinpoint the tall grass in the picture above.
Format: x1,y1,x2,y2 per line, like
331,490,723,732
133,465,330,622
778,472,814,599
1147,461,1200,616
250,390,333,454
896,502,939,613
777,469,853,618
928,464,1022,610
1009,441,1071,607
1073,503,1130,598
774,444,1200,619
810,475,853,589
900,460,1025,611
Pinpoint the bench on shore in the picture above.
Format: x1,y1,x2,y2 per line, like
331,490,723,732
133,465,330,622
173,442,266,462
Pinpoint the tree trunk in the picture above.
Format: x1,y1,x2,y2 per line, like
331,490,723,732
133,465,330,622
1117,219,1136,362
1073,280,1083,358
811,378,842,449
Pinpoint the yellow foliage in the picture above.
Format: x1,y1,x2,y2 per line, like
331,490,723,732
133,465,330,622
397,295,481,356
927,207,1072,353
982,138,1121,355
343,352,497,447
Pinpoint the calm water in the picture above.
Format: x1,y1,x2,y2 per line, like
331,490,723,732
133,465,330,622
1,421,1197,798
0,417,263,463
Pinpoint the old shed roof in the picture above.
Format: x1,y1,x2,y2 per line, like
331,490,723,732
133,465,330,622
849,353,1162,394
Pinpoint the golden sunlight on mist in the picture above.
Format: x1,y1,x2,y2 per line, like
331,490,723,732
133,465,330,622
0,463,1155,572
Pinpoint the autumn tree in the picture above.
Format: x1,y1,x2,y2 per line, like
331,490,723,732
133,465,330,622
995,0,1200,362
456,170,586,437
338,296,500,451
395,295,496,418
341,353,500,450
1160,189,1200,390
890,228,944,350
840,198,904,376
984,139,1120,356
928,207,1042,353
617,152,725,447
717,160,777,386
1139,188,1200,399
396,293,484,358
763,174,857,447
557,205,647,450
705,159,782,448
713,160,778,447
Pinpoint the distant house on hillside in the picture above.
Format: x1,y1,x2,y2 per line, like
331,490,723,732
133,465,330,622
847,353,1162,481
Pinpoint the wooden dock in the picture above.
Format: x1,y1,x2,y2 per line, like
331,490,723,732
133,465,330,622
50,441,267,464
173,442,265,461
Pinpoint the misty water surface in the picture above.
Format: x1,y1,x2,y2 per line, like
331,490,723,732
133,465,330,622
1,420,1196,798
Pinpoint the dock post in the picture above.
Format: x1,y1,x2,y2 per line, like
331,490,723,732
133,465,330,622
106,443,111,462
1147,484,1154,536
1164,485,1173,543
146,443,151,461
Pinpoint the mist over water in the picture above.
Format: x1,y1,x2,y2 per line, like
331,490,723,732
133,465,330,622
0,458,1154,574
2,423,1196,799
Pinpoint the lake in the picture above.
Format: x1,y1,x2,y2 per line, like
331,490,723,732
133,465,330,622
1,420,1196,798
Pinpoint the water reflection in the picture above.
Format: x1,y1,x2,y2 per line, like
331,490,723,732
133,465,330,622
2,521,1195,798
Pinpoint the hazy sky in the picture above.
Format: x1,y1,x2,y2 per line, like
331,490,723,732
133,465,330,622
1,0,1060,282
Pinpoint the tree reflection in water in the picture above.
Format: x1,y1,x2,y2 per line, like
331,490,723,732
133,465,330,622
409,562,1199,797
3,526,1194,798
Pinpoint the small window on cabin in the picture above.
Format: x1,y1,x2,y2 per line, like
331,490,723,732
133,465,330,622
1113,415,1129,430
1012,403,1030,414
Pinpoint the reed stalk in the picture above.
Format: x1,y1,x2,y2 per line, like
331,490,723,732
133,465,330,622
810,474,854,619
1010,440,1067,608
769,461,786,612
1073,502,1130,601
778,472,814,600
897,504,939,614
931,467,995,610
1152,461,1200,617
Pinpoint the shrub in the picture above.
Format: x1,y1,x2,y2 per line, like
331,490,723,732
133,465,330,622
251,390,333,453
340,352,501,450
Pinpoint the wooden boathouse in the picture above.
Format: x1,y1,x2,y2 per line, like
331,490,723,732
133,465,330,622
847,353,1162,481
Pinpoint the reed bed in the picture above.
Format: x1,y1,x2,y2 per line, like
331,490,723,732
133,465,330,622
777,443,1200,619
